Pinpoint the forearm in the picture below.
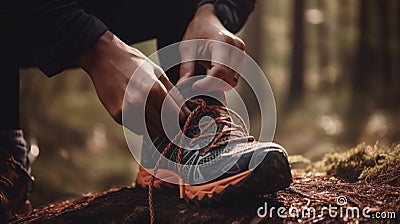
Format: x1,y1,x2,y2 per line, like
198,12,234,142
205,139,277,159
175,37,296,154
76,31,124,75
75,31,143,124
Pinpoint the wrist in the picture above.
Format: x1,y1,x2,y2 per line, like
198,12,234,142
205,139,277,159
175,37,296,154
195,3,217,18
197,0,215,8
193,3,225,29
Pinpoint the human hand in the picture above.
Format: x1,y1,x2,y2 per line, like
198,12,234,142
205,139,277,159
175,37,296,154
76,31,189,139
179,3,245,92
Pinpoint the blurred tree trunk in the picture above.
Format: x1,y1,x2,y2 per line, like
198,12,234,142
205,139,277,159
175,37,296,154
287,0,305,110
336,0,354,89
377,0,400,108
244,5,261,63
378,0,391,87
352,0,370,93
341,0,372,145
242,4,262,137
317,0,329,90
395,0,400,98
337,0,400,145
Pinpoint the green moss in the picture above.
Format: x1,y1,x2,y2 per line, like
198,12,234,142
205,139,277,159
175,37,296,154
314,143,400,185
359,145,400,184
288,155,312,169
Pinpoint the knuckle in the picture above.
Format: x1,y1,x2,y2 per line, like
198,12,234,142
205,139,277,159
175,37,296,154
179,42,191,54
213,65,225,75
224,35,234,44
232,37,245,51
180,62,190,70
237,39,245,51
153,67,165,78
218,65,231,74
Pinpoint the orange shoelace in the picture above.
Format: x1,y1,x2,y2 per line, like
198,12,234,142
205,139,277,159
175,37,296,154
148,98,254,224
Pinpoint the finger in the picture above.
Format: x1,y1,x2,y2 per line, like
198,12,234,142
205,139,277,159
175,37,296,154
148,80,185,136
161,93,186,137
208,41,237,87
168,87,192,119
209,64,238,88
216,37,243,84
145,110,162,139
125,101,159,139
193,42,235,91
193,66,236,92
149,80,185,122
145,100,162,131
122,86,147,135
147,124,160,140
145,100,181,139
229,38,246,72
178,41,197,83
155,68,191,117
231,36,245,51
209,41,231,69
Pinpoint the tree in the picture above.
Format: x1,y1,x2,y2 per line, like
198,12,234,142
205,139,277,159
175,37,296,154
287,0,305,110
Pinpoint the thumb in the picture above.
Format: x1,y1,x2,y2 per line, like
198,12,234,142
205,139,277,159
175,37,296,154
178,41,197,84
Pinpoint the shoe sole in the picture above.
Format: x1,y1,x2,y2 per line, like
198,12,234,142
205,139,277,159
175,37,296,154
136,166,177,189
136,151,292,203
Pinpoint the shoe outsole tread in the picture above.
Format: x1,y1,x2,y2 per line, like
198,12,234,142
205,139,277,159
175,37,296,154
137,151,292,205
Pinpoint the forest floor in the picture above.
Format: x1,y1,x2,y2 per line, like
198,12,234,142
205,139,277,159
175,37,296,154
11,144,400,224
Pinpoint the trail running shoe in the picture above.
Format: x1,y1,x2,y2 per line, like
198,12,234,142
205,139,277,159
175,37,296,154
0,153,33,222
136,97,292,203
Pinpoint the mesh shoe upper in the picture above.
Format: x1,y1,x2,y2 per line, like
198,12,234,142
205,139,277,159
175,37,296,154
141,97,289,186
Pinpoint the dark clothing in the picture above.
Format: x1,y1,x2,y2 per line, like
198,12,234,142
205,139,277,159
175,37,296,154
0,0,255,129
0,130,29,168
1,0,254,77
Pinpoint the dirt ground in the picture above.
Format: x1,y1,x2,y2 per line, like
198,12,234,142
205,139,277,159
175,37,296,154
11,169,399,224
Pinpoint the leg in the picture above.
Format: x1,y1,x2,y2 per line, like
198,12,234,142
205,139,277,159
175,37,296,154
0,48,29,168
0,48,33,221
0,58,20,131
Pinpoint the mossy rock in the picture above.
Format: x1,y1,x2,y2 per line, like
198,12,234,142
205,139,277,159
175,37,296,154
315,143,400,185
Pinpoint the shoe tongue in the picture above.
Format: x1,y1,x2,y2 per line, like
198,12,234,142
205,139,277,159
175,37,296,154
176,76,230,147
185,95,223,110
183,96,228,144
